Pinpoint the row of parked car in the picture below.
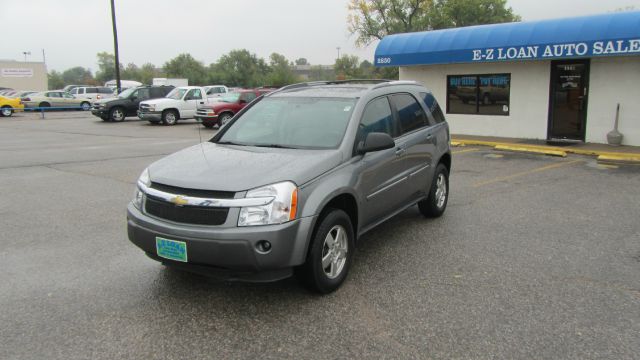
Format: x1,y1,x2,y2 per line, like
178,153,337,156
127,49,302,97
91,84,275,127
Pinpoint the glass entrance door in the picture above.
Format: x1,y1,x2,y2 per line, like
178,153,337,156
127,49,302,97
548,60,589,141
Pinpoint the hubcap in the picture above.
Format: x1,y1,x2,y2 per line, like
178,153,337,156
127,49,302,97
166,113,176,124
221,115,231,125
113,109,123,121
321,225,348,279
435,173,447,208
82,103,90,110
1,108,11,116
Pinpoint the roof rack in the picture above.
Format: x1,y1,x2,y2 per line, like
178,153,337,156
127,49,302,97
371,80,420,90
266,79,393,96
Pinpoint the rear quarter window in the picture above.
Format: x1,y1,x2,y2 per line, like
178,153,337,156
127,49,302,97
420,92,446,124
390,94,429,134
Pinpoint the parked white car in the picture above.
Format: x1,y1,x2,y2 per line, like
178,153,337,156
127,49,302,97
69,86,116,101
137,86,210,125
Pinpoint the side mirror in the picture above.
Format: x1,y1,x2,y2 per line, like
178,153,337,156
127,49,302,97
357,132,395,154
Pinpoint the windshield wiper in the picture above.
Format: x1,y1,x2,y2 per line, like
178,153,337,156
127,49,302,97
252,144,298,149
216,140,247,146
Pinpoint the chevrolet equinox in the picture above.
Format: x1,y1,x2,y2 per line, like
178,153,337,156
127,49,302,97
127,80,451,293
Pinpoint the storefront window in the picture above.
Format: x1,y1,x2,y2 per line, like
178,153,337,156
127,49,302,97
447,74,510,116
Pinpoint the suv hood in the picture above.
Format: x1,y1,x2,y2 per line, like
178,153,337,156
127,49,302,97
141,98,174,106
148,142,343,192
94,97,122,105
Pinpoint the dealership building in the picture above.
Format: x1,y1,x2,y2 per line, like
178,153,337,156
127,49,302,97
0,60,48,91
375,11,640,146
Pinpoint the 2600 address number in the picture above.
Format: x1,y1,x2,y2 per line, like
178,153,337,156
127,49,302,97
376,57,392,64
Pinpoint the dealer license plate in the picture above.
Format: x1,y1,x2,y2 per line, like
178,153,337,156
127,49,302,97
155,237,188,262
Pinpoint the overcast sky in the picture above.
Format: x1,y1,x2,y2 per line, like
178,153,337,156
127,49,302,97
2,0,639,72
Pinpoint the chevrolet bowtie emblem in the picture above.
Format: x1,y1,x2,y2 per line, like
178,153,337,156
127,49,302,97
170,195,189,206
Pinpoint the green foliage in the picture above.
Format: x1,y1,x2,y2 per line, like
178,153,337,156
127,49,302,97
48,70,65,90
139,63,164,85
265,53,300,87
62,66,95,85
163,53,208,85
348,0,520,45
335,55,362,79
213,49,270,87
295,58,309,65
95,52,122,84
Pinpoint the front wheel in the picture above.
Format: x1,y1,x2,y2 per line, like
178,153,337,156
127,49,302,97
418,163,449,218
219,113,233,126
162,110,178,125
109,107,125,122
298,209,354,294
1,106,13,117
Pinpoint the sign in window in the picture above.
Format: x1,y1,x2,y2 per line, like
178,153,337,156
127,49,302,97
447,74,511,116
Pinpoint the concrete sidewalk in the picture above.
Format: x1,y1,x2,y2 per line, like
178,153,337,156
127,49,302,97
451,135,640,164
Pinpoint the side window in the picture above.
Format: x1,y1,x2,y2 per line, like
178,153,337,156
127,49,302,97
77,88,85,94
63,93,74,99
240,92,257,103
70,88,78,94
391,94,428,134
98,87,113,94
420,92,446,124
186,89,202,100
48,92,61,98
359,97,395,140
86,87,98,94
137,88,150,100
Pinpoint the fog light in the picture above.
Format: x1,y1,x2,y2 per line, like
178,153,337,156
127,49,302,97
256,240,272,253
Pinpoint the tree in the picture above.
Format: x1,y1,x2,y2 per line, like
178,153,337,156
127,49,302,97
163,53,208,85
139,63,163,85
295,58,309,66
48,70,64,90
265,53,299,86
348,0,520,46
334,55,361,79
62,67,95,85
214,49,269,87
120,63,140,82
95,52,122,84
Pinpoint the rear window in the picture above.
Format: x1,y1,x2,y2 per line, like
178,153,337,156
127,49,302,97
390,94,428,135
98,87,113,94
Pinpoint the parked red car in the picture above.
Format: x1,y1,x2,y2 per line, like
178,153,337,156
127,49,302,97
195,89,274,128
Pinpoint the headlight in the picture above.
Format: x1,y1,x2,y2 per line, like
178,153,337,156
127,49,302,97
238,181,298,226
133,168,150,209
99,103,106,109
148,104,156,111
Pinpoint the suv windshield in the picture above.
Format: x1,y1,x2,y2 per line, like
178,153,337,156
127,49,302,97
166,88,188,100
217,97,356,149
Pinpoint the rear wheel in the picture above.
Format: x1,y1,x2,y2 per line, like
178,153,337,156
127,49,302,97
80,102,91,111
109,107,125,122
39,102,50,109
298,209,354,294
1,106,12,117
418,163,449,218
162,110,178,125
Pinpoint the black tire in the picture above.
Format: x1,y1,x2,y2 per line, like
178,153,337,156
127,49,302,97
0,106,12,117
202,122,214,129
80,101,91,111
297,209,355,294
162,109,178,125
109,106,126,122
100,116,109,121
219,112,233,126
418,163,449,218
39,102,50,108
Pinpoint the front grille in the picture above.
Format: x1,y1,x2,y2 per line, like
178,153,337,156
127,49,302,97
139,104,151,111
144,195,229,226
150,182,235,199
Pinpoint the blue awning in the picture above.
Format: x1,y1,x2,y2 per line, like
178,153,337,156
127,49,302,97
374,11,640,67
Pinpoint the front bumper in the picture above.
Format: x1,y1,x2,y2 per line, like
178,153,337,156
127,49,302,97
126,203,316,281
195,114,219,126
137,110,162,121
91,109,108,117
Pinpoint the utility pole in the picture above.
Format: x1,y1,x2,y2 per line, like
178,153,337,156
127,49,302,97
110,0,121,93
336,47,341,60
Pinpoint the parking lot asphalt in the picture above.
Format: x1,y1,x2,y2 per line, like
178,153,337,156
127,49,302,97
1,112,639,360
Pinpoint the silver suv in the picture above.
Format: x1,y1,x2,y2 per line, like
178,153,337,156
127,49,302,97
127,80,451,293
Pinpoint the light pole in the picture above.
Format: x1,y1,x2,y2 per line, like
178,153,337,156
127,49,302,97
110,0,121,93
22,51,31,62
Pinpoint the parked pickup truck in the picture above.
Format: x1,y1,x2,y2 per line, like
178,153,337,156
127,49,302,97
195,89,273,128
138,86,211,125
91,85,174,122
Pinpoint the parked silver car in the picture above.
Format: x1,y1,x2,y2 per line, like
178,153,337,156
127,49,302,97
127,80,451,293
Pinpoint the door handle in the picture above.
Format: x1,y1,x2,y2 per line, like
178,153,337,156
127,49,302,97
426,133,433,140
395,148,406,156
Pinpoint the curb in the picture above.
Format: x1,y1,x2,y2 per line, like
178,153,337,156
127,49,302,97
452,138,640,163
